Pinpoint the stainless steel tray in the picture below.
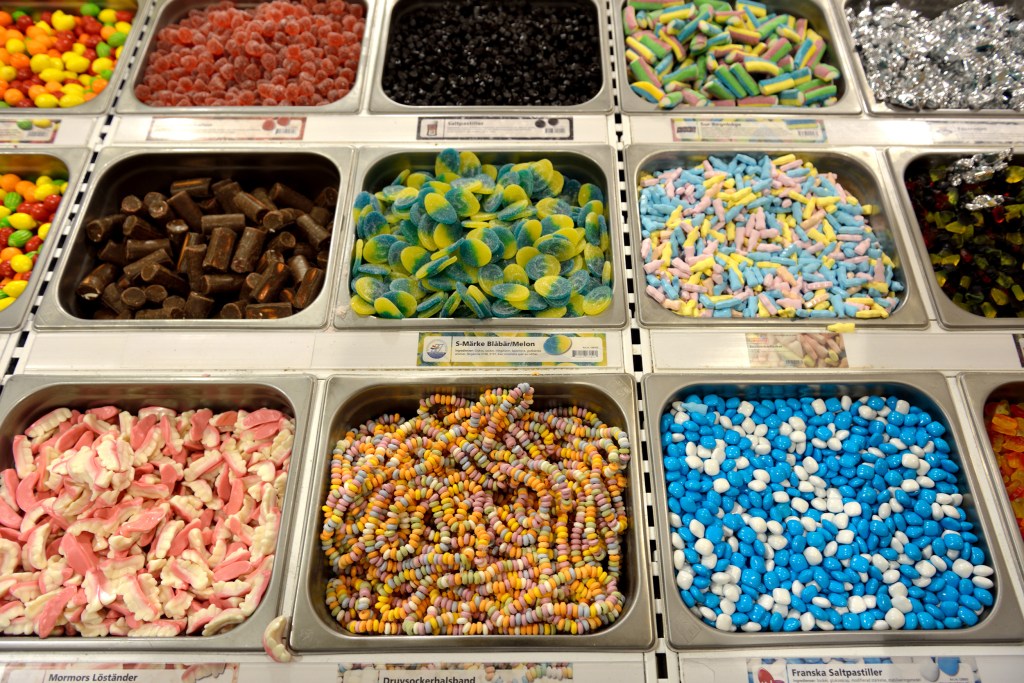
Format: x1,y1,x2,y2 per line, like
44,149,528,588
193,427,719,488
0,373,316,651
0,148,90,333
613,0,861,116
116,0,376,115
625,144,929,328
333,144,629,330
368,0,614,114
8,0,151,117
642,372,1024,649
956,372,1024,595
34,145,352,330
290,373,655,652
887,146,1021,330
838,0,1024,117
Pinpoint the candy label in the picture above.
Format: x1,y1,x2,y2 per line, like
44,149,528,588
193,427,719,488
930,122,1024,145
671,117,825,143
746,332,848,368
418,332,604,366
147,117,305,142
0,119,60,143
417,117,574,141
2,664,238,683
748,656,979,683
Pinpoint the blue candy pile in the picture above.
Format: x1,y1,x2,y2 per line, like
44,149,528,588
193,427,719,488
660,392,995,632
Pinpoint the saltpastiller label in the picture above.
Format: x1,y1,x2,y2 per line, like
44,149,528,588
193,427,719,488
147,116,306,141
931,121,1023,145
417,116,574,140
418,332,605,367
671,117,826,143
748,656,979,683
746,332,849,368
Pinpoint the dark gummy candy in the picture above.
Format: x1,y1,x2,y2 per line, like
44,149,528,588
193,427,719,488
381,0,603,107
905,154,1024,318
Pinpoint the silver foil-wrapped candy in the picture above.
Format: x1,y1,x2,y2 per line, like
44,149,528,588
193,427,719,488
847,0,1024,111
945,149,1012,186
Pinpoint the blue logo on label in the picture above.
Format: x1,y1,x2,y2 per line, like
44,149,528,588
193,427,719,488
425,340,448,360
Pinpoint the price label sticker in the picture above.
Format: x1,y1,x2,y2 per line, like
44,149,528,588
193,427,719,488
746,332,848,368
931,121,1024,145
417,117,573,140
418,332,605,367
2,664,238,683
0,119,60,143
148,116,305,142
338,663,573,683
672,117,826,143
749,656,978,683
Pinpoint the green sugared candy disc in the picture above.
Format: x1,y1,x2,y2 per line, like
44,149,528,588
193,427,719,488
354,277,387,302
504,264,529,286
534,275,572,306
383,290,418,318
351,296,376,316
478,264,505,295
492,283,530,302
459,238,492,267
445,187,480,217
363,234,398,264
536,235,577,261
582,285,613,316
424,192,458,224
526,253,560,280
374,297,403,319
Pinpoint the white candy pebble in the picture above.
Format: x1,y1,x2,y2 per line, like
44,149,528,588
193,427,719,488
804,547,823,565
749,518,767,534
800,613,815,631
713,479,730,493
715,613,734,632
742,622,761,632
773,588,791,606
812,399,826,415
701,553,717,569
677,570,693,590
827,438,842,452
901,479,920,493
889,582,908,598
885,607,906,629
672,532,684,549
685,455,703,470
848,595,866,614
757,594,774,610
902,453,919,469
892,596,913,613
953,558,974,578
836,530,855,544
812,596,831,608
712,571,731,585
689,520,705,538
673,549,685,570
704,459,720,476
720,599,735,615
792,498,809,514
694,538,713,555
883,569,901,584
669,512,683,528
916,560,937,578
973,576,994,589
748,480,767,492
699,606,716,621
974,564,994,577
844,501,862,517
768,534,788,550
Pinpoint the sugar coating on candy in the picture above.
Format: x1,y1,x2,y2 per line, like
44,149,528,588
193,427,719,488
622,0,841,109
905,150,1024,319
0,404,293,637
0,170,67,311
0,6,134,109
135,0,365,107
381,0,602,107
638,154,902,319
350,149,614,320
984,400,1024,541
661,392,995,633
320,383,631,635
848,1,1024,111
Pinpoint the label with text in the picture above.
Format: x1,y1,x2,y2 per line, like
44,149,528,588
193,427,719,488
746,332,848,368
148,116,305,141
0,119,60,143
749,657,978,683
931,121,1024,145
3,664,238,683
418,332,604,367
417,117,573,140
672,117,826,143
337,663,572,683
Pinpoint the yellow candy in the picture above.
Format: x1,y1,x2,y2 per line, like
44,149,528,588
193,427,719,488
2,280,27,298
0,297,15,312
38,223,50,240
29,54,51,74
51,11,76,32
98,9,118,23
34,184,56,201
114,21,132,34
72,43,86,56
32,120,52,130
8,213,35,230
5,39,25,55
65,55,90,74
0,66,14,82
9,254,32,274
91,57,114,74
39,68,63,83
34,94,58,108
58,93,85,108
0,208,9,221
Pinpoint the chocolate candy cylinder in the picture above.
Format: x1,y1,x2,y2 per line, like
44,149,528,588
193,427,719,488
233,191,271,224
86,214,125,243
144,284,168,304
216,301,245,319
120,286,147,310
141,264,189,293
270,183,314,213
296,214,331,251
77,263,118,300
123,215,163,241
252,262,289,303
199,273,246,296
184,292,214,318
100,282,128,314
143,192,171,222
126,238,172,261
167,191,204,231
266,231,297,253
295,267,325,310
203,227,237,272
287,254,311,282
263,208,303,232
231,227,268,274
201,213,246,233
245,302,293,319
212,179,242,213
169,177,212,198
120,194,144,215
123,248,173,281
